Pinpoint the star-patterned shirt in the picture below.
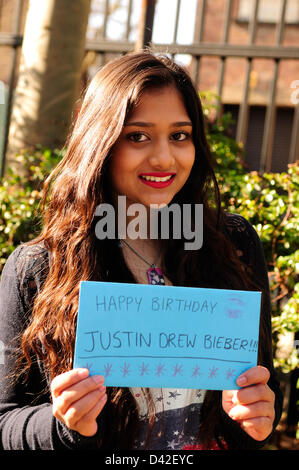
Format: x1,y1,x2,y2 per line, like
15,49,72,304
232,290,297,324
130,387,206,449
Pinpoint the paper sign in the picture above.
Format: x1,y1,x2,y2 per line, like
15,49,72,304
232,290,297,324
73,281,261,390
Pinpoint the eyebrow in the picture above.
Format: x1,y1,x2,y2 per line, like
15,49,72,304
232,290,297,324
124,121,193,128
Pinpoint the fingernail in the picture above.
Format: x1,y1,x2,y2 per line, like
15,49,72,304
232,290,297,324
237,375,247,386
100,393,107,404
93,375,104,385
78,368,89,377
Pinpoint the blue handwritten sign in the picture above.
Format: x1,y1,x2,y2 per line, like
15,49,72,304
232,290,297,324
73,281,261,390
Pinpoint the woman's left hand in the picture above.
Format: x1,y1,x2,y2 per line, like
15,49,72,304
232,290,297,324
222,365,275,441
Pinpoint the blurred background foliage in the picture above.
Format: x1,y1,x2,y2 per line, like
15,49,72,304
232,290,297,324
0,146,63,267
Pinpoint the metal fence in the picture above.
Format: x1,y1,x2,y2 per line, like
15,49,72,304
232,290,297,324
1,0,299,176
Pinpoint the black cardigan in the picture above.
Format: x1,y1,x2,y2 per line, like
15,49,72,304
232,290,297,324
0,213,283,450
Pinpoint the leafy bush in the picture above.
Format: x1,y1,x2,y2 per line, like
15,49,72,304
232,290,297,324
0,146,63,270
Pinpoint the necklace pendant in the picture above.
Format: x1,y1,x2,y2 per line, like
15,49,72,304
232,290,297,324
147,266,165,285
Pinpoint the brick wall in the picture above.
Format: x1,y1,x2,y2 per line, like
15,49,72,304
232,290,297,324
194,0,299,107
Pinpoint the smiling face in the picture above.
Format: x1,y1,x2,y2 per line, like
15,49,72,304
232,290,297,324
109,86,196,211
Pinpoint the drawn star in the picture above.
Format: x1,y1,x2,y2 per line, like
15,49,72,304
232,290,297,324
226,368,236,380
103,362,113,377
191,365,202,378
139,362,150,376
156,395,164,402
173,430,179,436
172,364,183,376
168,390,181,400
120,362,131,377
155,363,166,377
83,362,94,375
208,366,218,378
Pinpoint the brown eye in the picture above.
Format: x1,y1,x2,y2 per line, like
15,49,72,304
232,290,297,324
127,132,148,142
171,132,190,141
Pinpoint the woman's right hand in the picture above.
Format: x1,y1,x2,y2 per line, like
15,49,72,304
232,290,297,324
51,368,107,437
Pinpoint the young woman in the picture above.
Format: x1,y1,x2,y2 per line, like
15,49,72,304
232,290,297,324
0,51,282,450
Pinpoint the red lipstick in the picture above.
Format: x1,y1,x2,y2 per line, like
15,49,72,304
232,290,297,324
138,172,176,189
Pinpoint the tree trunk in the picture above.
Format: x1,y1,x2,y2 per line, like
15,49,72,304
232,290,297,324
5,0,91,175
135,0,156,51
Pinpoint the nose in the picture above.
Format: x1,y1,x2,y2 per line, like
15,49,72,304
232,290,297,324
147,138,175,170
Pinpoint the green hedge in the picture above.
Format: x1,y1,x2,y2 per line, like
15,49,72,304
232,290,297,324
0,147,62,267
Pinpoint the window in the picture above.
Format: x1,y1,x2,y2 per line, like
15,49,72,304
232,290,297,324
237,0,299,24
223,104,294,172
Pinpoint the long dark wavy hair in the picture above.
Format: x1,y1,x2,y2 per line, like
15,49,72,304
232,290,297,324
19,51,270,449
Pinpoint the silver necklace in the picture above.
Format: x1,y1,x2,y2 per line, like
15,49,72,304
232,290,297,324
119,239,165,285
